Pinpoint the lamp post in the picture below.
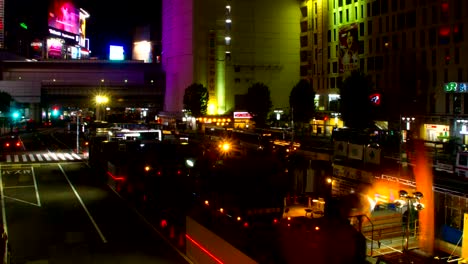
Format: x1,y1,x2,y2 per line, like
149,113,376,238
95,95,109,121
395,190,425,251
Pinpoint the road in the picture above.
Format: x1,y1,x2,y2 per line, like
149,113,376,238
0,129,191,264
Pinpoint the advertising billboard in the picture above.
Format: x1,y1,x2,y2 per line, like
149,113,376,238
48,0,80,35
339,23,359,73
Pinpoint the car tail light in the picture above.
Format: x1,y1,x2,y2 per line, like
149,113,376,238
16,142,21,147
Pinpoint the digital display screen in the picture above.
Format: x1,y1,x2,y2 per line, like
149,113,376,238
48,0,80,35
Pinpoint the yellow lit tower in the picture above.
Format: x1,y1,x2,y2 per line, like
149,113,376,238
162,0,301,116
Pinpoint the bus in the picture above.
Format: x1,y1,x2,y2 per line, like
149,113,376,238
108,129,162,142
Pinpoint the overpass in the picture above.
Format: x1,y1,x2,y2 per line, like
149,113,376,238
0,58,165,123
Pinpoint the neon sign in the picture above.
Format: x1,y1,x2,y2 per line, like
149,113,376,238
444,82,468,93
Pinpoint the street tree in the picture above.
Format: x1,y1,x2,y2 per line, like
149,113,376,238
0,91,13,113
183,83,209,117
339,70,374,129
246,82,273,128
289,79,316,133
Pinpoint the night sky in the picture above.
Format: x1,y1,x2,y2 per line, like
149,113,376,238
5,0,161,59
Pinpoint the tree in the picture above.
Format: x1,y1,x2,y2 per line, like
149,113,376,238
246,82,273,128
289,79,316,129
0,91,13,113
339,70,374,129
183,83,209,117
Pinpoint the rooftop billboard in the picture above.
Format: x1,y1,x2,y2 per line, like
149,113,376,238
48,0,80,35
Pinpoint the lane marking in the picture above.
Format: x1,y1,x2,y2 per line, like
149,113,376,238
32,167,41,207
58,164,107,243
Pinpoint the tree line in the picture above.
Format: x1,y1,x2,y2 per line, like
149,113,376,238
182,70,379,132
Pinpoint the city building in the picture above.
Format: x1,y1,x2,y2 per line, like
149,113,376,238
162,0,301,116
300,0,468,142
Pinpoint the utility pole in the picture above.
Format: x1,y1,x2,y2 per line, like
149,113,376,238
76,114,80,154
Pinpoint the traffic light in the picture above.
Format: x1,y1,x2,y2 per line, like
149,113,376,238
52,107,59,117
12,111,20,120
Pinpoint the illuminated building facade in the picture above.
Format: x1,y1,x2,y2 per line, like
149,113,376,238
300,0,468,140
162,0,301,115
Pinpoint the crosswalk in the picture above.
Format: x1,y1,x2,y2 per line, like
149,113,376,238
3,152,86,163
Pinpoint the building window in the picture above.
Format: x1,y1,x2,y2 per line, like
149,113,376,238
431,50,436,66
454,24,463,43
422,8,427,25
391,0,398,12
300,51,308,62
330,77,336,88
455,47,460,64
392,35,398,50
420,31,425,47
355,6,357,19
339,11,343,23
367,3,371,17
300,6,307,17
378,17,382,33
429,28,436,46
346,9,349,22
333,62,338,73
458,69,463,82
334,29,336,41
315,2,317,14
369,39,373,54
444,69,448,83
361,5,364,19
346,0,351,5
386,16,390,32
300,66,308,77
360,22,364,37
432,70,437,87
301,36,308,47
412,31,416,48
402,32,406,50
301,21,308,33
381,0,388,14
421,51,426,66
339,0,343,7
334,13,336,25
431,6,438,24
368,21,373,35
367,57,374,71
376,38,380,52
314,33,318,45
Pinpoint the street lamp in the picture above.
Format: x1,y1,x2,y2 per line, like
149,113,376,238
95,95,109,121
394,190,425,251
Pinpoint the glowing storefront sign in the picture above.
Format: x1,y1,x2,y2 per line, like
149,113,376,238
444,82,468,93
233,112,252,119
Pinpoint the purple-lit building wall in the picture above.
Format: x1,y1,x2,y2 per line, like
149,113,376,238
162,0,195,113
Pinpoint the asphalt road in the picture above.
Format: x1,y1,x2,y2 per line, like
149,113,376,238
0,161,190,264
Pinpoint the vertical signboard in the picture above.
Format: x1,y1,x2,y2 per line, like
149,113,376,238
0,0,4,48
339,23,359,73
207,31,217,100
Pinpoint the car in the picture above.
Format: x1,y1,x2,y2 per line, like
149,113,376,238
0,135,24,151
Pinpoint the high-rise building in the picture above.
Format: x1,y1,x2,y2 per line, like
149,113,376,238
162,0,301,115
301,0,468,141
